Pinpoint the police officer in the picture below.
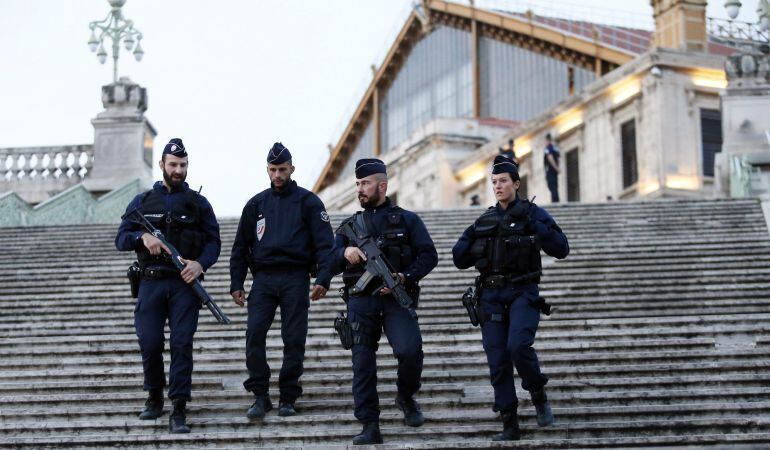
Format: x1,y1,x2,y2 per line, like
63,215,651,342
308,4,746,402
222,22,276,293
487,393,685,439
452,155,569,441
544,133,561,203
229,142,334,420
330,158,438,445
115,138,222,433
498,138,517,163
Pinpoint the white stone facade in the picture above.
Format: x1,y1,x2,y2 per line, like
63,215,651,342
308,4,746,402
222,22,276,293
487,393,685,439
318,49,731,210
318,118,508,212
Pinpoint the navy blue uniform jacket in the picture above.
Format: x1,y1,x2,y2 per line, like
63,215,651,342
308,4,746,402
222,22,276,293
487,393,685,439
453,200,569,269
330,198,438,285
115,181,222,271
229,180,334,293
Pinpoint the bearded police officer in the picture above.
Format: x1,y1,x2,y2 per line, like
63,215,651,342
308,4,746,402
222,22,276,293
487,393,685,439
452,155,569,441
330,158,438,445
115,138,222,433
230,142,334,420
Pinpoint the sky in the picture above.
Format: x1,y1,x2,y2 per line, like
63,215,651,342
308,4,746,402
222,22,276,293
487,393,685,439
0,0,759,217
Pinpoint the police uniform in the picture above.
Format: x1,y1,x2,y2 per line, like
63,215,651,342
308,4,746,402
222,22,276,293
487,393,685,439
229,142,334,418
330,159,438,445
115,138,221,433
452,155,569,440
544,135,561,203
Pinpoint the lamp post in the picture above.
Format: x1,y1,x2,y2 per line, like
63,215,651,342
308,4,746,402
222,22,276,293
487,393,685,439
87,0,144,83
724,0,770,32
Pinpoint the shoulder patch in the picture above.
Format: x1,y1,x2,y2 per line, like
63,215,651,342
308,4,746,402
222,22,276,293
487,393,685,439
320,211,330,223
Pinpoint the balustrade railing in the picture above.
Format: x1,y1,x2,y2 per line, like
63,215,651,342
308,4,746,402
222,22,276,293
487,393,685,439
0,145,94,184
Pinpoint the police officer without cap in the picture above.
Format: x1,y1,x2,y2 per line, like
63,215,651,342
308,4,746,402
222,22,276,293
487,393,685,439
229,142,334,420
115,138,222,434
452,155,569,441
330,158,438,445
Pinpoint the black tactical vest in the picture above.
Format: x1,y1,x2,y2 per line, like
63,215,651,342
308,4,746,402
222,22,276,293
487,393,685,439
469,200,541,281
342,207,415,290
136,188,204,267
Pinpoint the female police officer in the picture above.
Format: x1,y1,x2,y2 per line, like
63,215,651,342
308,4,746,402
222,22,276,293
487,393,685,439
452,155,569,441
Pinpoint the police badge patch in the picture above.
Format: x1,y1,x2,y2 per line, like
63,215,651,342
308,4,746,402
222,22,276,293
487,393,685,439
256,217,266,241
320,211,330,223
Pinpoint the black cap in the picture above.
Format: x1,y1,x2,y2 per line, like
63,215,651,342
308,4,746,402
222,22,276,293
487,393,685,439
492,155,520,180
163,138,187,158
267,142,292,164
355,158,387,179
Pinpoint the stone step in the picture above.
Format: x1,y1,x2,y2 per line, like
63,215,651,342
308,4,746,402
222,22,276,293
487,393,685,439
0,419,768,449
0,318,762,350
3,405,770,438
5,265,770,294
0,201,759,236
0,301,766,329
3,392,767,424
1,317,765,353
5,230,765,260
0,369,766,398
2,221,764,249
3,292,769,322
0,338,719,370
1,357,768,384
4,262,770,290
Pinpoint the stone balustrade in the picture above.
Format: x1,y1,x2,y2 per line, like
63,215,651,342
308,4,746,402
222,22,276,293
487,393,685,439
0,144,93,183
0,145,94,204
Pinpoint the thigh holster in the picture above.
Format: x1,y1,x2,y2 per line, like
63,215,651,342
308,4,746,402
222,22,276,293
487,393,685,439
350,320,381,350
334,312,353,350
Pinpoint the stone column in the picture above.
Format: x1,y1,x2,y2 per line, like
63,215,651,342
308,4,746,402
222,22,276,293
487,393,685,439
84,77,156,193
650,0,708,52
715,50,770,198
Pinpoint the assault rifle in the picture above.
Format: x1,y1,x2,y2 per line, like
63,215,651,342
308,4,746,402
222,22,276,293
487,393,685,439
337,217,414,311
122,208,231,325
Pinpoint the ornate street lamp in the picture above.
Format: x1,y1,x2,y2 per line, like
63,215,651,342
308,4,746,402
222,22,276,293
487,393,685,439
87,0,144,83
724,0,770,31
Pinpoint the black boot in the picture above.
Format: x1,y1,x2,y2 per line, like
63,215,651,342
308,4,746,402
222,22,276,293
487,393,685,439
531,387,554,427
278,402,296,417
246,394,273,419
352,422,383,445
168,399,191,434
396,395,425,427
138,388,164,420
492,410,521,441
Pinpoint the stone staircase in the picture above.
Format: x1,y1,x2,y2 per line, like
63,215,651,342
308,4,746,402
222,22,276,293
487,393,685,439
0,198,769,449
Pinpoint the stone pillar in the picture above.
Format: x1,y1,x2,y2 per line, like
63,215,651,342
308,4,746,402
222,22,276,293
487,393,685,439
716,50,770,197
650,0,708,52
84,77,156,193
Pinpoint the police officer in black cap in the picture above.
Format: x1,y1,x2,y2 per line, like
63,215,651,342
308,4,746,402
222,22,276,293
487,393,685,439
229,142,334,420
115,138,222,433
330,158,438,445
452,155,569,441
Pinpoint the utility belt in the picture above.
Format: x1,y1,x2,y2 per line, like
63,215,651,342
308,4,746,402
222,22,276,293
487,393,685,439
126,263,187,298
338,284,420,308
480,270,541,289
141,266,179,280
460,273,551,326
126,263,176,298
